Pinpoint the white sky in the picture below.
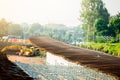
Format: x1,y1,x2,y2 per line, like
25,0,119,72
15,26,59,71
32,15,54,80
103,0,120,16
0,0,120,26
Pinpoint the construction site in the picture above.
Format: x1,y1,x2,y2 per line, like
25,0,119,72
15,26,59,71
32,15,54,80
0,36,120,80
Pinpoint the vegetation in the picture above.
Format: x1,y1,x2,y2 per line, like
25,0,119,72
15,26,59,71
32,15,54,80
108,17,120,42
80,0,109,41
93,13,120,43
0,18,23,37
79,1,120,57
79,43,120,56
80,0,120,43
94,18,108,36
0,0,120,56
22,23,83,43
0,19,83,44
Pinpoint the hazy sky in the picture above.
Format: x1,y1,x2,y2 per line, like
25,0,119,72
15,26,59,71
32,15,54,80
0,0,120,26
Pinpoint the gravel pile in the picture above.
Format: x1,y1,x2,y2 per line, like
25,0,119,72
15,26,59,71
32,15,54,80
14,61,99,80
16,61,117,80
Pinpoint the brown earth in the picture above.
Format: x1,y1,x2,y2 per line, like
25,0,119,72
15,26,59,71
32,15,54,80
6,50,45,64
30,36,120,79
0,42,34,80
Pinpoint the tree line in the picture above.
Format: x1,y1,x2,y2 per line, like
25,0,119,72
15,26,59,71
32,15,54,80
80,0,120,43
0,19,83,44
0,18,23,37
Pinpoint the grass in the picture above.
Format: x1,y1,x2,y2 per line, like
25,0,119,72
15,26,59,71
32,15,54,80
79,42,120,56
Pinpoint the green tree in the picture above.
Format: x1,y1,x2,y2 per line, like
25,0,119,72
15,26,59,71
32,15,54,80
94,18,108,36
109,17,120,42
80,0,109,41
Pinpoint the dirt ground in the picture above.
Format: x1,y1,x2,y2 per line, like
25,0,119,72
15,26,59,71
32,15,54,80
7,55,45,64
0,42,45,80
30,36,120,79
5,50,45,64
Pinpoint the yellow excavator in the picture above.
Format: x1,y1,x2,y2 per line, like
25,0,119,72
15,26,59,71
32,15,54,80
1,44,40,57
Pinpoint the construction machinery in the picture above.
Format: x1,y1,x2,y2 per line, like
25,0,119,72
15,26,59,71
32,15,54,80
1,44,40,57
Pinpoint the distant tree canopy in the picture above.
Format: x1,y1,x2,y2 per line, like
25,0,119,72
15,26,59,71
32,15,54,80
0,18,83,43
30,23,42,32
8,23,23,36
80,0,109,41
0,18,9,35
0,18,23,36
28,23,42,36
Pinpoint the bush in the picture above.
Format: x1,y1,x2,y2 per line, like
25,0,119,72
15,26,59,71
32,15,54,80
79,43,120,57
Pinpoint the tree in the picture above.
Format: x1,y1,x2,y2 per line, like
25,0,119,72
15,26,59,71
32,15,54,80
80,0,109,41
108,17,120,42
30,23,42,31
28,23,42,36
94,18,108,36
8,23,23,36
0,18,9,35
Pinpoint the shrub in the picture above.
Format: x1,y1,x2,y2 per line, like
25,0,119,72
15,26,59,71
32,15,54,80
79,43,120,57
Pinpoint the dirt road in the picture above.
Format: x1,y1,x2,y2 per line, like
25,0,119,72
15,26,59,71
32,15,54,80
7,55,45,64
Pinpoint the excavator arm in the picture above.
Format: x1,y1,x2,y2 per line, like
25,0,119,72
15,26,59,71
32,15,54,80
1,44,22,53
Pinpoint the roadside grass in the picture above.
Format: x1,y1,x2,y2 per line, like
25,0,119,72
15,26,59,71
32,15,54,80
79,42,120,56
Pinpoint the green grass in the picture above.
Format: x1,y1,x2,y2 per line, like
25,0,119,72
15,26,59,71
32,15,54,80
79,42,120,56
